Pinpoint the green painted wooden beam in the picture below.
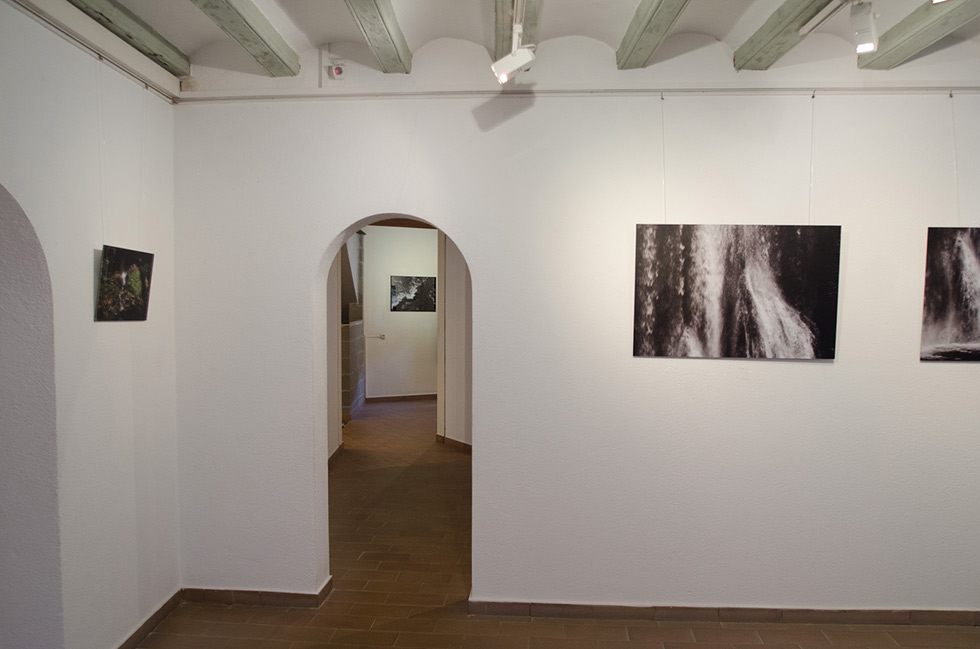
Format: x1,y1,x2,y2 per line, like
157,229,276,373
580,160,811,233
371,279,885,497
616,0,693,70
494,0,541,62
190,0,300,77
344,0,412,74
494,0,509,61
62,0,190,77
859,0,980,70
734,0,837,70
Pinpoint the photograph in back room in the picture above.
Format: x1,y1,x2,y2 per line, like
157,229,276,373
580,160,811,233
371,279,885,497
390,275,436,312
920,227,980,361
95,245,154,321
634,224,841,359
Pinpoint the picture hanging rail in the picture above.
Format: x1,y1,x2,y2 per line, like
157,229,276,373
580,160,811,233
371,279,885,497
920,227,980,361
390,276,436,312
95,245,154,321
633,224,841,360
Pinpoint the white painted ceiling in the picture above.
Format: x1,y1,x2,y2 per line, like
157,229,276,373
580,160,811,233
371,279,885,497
115,0,980,63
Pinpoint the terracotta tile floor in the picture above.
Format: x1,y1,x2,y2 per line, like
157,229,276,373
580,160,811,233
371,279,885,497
140,399,980,648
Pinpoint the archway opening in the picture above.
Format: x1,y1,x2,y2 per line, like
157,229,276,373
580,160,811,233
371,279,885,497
0,183,65,649
317,214,473,617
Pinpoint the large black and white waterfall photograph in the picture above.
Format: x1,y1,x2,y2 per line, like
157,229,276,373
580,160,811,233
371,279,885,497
920,227,980,361
634,224,841,359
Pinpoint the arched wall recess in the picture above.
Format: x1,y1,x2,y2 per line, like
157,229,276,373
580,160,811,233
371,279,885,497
0,182,65,649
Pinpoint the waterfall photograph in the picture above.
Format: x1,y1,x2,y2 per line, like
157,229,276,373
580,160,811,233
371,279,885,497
390,275,436,312
634,224,841,359
920,227,980,361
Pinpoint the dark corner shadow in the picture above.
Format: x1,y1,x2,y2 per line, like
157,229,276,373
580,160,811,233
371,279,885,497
472,84,538,132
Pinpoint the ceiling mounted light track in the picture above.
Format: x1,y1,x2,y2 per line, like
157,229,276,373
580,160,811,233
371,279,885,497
491,0,535,84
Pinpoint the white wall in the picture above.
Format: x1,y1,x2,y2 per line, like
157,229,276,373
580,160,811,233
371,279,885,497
4,0,976,636
363,225,439,398
175,87,980,611
319,251,340,584
443,236,472,446
0,4,179,648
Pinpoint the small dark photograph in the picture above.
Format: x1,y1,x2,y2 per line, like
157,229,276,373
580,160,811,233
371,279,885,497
634,224,841,359
95,245,154,321
390,275,436,312
920,227,980,361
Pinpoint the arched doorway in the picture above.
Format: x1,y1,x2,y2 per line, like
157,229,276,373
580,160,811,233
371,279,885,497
315,213,473,603
319,215,472,464
0,183,65,648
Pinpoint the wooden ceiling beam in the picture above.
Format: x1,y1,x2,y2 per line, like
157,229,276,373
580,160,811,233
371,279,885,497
494,0,542,62
734,0,837,71
617,0,693,69
344,0,412,74
190,0,300,77
62,0,189,77
10,0,181,96
859,0,980,70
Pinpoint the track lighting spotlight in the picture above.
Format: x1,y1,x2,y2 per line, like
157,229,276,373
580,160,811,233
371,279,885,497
492,0,535,84
850,1,878,54
491,46,535,84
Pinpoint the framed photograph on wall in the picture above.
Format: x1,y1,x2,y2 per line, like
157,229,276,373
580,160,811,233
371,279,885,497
390,275,436,312
633,224,841,359
920,227,980,361
95,245,154,321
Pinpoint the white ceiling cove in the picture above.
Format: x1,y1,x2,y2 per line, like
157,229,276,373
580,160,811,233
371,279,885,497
14,0,980,97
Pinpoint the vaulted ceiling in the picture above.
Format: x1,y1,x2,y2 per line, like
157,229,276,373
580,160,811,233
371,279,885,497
10,0,980,99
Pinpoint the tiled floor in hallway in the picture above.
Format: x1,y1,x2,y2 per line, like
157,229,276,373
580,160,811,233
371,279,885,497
140,399,980,648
